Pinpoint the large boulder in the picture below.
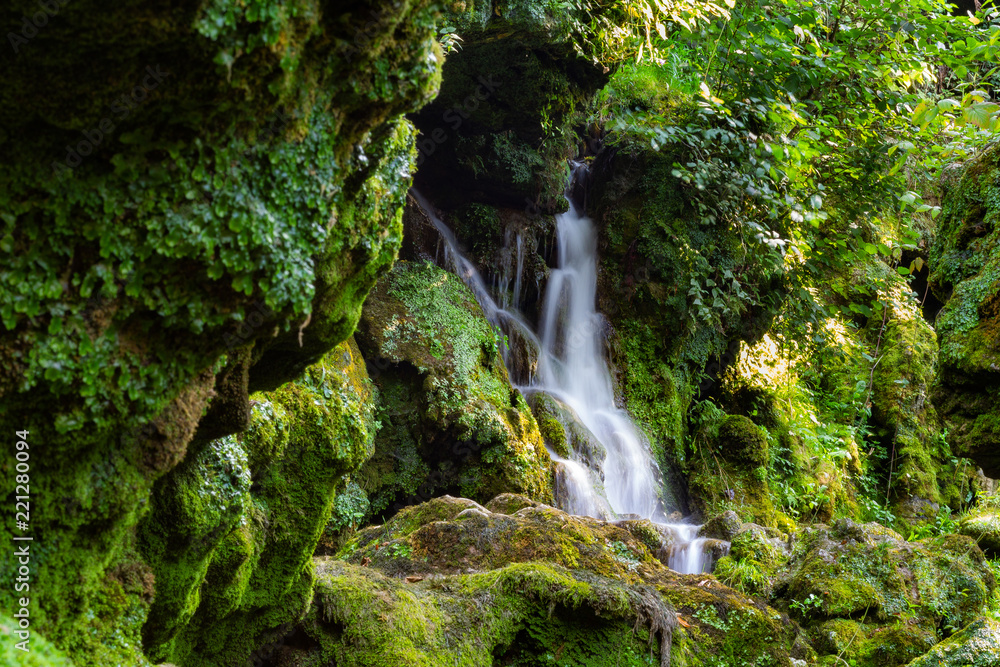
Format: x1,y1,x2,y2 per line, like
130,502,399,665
355,261,553,519
773,520,996,667
905,618,1000,667
265,494,813,667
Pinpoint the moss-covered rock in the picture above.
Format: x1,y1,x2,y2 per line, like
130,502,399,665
268,494,811,666
138,337,379,666
718,415,771,466
528,391,607,470
773,520,995,665
905,617,1000,667
687,414,779,527
713,528,787,598
870,316,945,520
699,510,745,541
812,618,937,667
0,2,442,662
929,143,1000,478
355,260,553,518
343,495,662,581
958,508,1000,556
301,559,674,667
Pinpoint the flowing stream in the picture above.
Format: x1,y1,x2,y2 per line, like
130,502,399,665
412,164,727,573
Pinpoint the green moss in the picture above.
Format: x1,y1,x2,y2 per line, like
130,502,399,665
280,494,814,666
713,529,786,598
586,134,785,516
869,317,943,512
958,509,1000,556
356,261,552,517
776,521,995,660
138,434,252,660
685,411,778,527
718,416,770,467
527,392,607,469
930,143,1000,477
138,337,379,665
0,3,443,662
811,618,936,667
0,615,75,667
906,617,1000,667
347,497,662,581
301,560,669,667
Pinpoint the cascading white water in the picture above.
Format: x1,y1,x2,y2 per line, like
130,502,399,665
411,164,727,574
533,178,662,520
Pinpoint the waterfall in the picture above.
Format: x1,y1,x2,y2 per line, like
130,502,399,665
533,174,662,520
411,163,727,574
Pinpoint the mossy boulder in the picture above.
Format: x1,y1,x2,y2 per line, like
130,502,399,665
812,618,937,667
343,495,662,581
299,560,676,667
773,520,995,665
269,494,812,666
484,492,545,515
528,390,607,470
138,337,379,666
355,260,553,519
905,617,1000,667
929,142,1000,477
958,508,1000,556
688,415,778,527
718,415,770,466
699,510,745,541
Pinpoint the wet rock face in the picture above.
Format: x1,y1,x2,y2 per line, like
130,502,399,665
355,261,553,518
930,143,1000,477
529,390,607,471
